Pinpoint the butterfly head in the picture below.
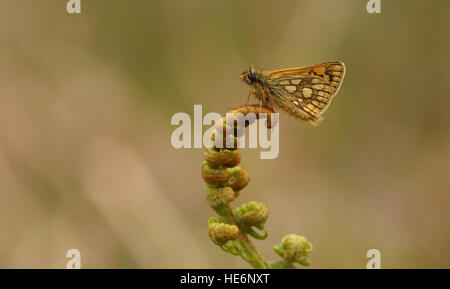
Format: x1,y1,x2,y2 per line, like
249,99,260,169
240,67,258,85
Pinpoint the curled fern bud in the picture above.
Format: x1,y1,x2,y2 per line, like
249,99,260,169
228,104,277,129
211,131,239,150
206,184,236,214
236,201,268,227
204,147,241,168
208,217,239,245
274,234,313,266
202,161,230,184
214,116,244,138
226,166,249,192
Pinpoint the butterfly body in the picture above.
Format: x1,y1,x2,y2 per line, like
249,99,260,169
240,62,346,125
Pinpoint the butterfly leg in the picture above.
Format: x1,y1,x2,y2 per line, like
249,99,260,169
258,98,264,112
244,90,251,106
262,97,275,114
269,98,276,112
244,90,257,106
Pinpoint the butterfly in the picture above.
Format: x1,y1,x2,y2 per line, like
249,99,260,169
240,62,346,125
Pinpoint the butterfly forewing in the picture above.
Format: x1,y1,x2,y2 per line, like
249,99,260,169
267,62,345,124
268,61,346,94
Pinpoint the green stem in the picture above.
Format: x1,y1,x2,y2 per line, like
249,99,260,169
280,260,292,269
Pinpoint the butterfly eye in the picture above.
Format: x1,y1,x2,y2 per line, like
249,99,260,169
240,67,258,84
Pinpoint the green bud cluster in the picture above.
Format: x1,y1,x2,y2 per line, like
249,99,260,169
274,234,313,266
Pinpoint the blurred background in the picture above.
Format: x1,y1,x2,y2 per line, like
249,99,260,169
1,0,450,268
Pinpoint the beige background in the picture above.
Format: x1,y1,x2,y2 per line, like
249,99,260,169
1,0,450,268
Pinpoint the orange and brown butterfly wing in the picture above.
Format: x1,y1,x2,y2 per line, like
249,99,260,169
266,62,345,125
268,61,346,94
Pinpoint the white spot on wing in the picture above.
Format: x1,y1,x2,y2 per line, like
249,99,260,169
291,79,302,85
302,87,313,98
285,85,297,93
